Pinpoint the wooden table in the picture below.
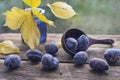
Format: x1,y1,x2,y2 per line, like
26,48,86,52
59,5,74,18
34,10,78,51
0,33,120,80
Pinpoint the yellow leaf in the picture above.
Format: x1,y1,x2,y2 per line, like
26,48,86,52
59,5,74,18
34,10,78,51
23,0,41,8
21,12,40,49
47,1,77,19
4,7,26,30
58,42,62,48
0,40,20,54
32,10,55,26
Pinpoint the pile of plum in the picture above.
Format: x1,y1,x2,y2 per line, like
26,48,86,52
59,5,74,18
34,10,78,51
4,43,59,70
66,34,120,72
4,35,120,72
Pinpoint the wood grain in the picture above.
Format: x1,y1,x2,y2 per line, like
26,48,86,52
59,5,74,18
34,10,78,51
0,34,120,64
0,60,120,80
0,33,120,80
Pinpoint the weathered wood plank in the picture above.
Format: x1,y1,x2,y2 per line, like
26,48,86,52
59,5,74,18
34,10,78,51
0,34,120,65
0,60,120,80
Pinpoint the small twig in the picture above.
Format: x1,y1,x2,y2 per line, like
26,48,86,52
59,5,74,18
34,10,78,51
43,0,49,9
22,2,25,9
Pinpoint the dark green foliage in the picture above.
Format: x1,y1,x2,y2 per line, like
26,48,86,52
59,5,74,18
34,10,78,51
0,0,120,34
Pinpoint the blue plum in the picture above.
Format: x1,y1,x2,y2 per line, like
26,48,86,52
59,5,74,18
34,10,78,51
66,37,78,52
26,49,42,63
77,35,89,51
89,58,109,72
4,54,21,68
45,43,58,56
73,51,88,65
52,57,59,68
41,54,59,70
104,48,120,64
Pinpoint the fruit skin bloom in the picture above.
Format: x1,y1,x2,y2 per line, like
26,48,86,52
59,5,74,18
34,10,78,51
4,54,21,68
26,49,42,63
41,54,59,70
73,51,88,65
104,48,120,64
77,35,89,51
45,43,58,56
66,37,78,52
89,58,109,72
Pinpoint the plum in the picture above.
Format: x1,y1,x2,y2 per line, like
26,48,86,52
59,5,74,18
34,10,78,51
66,37,78,52
41,54,59,70
73,51,88,65
45,43,58,56
104,48,120,64
89,58,109,72
4,54,21,68
77,35,89,51
26,49,42,63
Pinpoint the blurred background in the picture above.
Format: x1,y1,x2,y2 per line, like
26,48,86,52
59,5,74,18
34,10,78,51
0,0,120,34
